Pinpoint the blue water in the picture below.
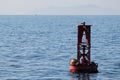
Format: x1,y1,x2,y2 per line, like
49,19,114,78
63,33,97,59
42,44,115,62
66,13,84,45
0,15,120,80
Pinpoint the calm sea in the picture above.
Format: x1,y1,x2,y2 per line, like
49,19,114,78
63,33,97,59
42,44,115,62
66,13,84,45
0,15,120,80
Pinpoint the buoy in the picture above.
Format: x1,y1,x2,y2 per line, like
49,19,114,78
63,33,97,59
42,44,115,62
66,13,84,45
69,22,98,73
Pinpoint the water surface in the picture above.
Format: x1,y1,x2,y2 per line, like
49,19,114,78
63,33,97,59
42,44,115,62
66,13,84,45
0,15,120,80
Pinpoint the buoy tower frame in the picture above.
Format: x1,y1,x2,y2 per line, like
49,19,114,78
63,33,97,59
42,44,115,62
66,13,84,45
70,22,98,73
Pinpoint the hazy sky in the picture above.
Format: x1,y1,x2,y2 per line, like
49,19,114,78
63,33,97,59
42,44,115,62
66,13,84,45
0,0,120,15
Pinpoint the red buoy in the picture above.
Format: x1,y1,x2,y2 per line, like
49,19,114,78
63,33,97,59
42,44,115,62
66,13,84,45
70,22,98,73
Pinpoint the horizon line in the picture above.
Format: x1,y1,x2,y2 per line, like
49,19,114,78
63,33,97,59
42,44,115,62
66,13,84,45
0,14,119,16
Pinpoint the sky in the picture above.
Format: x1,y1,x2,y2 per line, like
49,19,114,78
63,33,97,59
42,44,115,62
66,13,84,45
0,0,120,15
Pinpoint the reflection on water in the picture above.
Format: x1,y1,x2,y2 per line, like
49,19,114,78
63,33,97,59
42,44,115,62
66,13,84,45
77,74,90,80
70,72,99,80
70,73,90,80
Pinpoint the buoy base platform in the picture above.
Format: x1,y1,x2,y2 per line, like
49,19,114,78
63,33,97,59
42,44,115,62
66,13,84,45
70,62,98,73
69,58,98,73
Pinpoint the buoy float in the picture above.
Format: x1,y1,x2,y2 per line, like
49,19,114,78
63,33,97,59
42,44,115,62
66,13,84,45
70,22,98,73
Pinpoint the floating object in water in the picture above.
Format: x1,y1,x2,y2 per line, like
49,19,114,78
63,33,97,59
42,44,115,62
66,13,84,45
70,22,98,73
